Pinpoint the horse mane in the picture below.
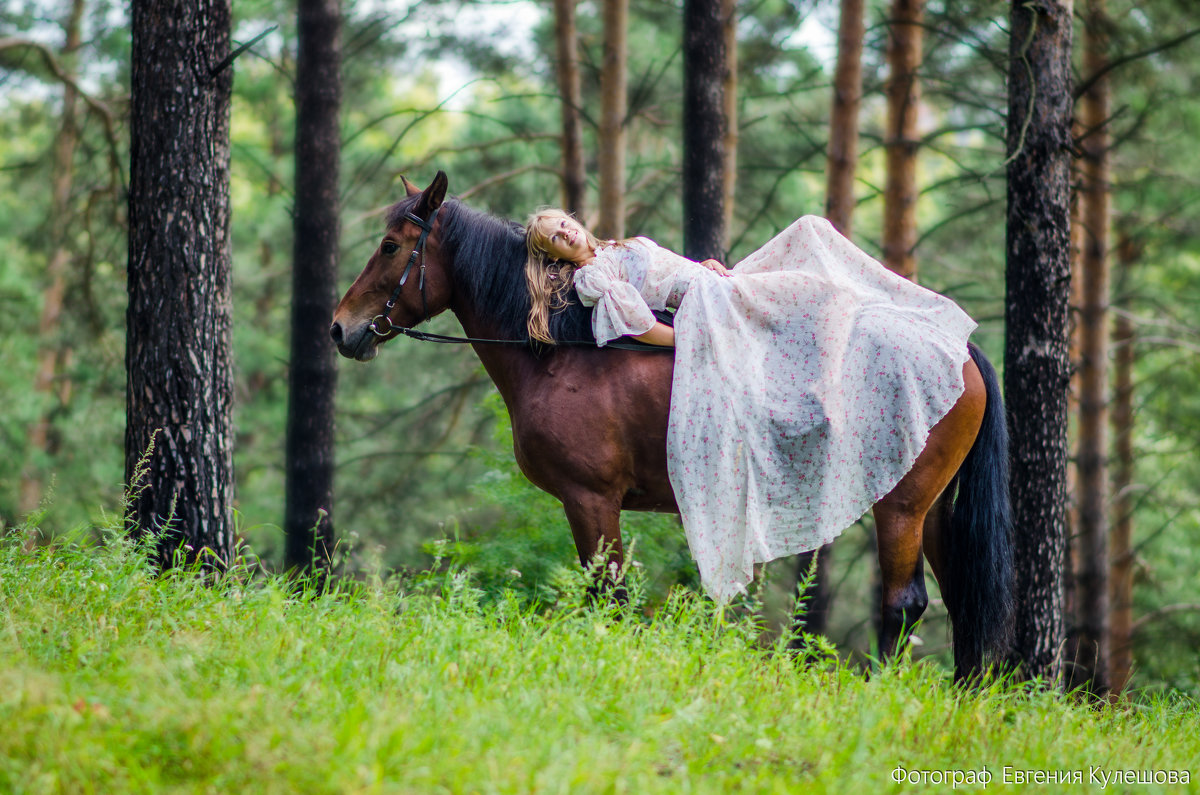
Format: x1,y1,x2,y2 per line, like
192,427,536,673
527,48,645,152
386,195,594,344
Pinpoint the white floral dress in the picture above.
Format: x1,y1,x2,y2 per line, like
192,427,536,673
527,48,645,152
573,216,977,602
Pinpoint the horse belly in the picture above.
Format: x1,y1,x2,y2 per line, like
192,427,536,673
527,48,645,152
620,486,678,513
510,350,677,511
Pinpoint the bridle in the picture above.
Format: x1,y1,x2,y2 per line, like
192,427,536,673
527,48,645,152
368,204,441,338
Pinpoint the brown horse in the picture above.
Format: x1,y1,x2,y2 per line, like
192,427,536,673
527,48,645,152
331,172,1013,680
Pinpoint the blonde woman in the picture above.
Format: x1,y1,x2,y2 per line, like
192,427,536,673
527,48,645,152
525,209,730,348
523,208,980,601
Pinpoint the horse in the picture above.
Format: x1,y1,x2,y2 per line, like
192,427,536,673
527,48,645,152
331,171,1014,681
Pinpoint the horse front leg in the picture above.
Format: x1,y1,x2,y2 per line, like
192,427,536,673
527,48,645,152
560,490,628,603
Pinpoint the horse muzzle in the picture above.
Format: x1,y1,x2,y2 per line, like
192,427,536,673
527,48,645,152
329,320,379,362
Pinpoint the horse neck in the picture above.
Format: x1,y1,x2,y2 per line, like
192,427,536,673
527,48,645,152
448,286,544,409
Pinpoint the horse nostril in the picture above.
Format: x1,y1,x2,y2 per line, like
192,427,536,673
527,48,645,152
330,323,343,345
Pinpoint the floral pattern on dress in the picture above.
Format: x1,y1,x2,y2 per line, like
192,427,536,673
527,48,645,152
575,217,977,602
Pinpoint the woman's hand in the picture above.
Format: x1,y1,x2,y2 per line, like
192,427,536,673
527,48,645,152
700,258,732,277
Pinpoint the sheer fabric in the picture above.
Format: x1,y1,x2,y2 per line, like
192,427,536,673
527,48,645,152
574,216,977,602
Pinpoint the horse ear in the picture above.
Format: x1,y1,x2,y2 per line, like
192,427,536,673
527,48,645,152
418,170,449,215
401,175,421,197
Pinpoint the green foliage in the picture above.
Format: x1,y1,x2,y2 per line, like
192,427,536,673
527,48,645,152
0,16,128,531
425,391,701,608
2,525,1198,792
2,0,1200,693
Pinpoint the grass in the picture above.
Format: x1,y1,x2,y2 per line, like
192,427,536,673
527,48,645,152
1,523,1198,794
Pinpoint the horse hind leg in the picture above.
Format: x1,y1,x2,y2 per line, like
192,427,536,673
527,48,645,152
873,354,987,670
871,490,952,661
872,502,930,663
921,490,952,593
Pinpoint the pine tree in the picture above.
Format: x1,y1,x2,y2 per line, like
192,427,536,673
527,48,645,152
126,0,236,567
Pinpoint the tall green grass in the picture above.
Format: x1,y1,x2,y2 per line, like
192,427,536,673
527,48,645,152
2,519,1197,794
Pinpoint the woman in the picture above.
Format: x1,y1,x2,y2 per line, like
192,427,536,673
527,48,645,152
524,209,978,601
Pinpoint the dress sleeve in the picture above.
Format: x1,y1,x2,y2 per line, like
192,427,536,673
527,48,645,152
574,254,657,346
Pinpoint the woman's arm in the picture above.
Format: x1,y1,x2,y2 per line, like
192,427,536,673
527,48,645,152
633,321,675,347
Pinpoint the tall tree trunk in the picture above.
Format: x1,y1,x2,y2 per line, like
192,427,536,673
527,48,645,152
596,0,627,239
1003,0,1074,683
875,0,925,648
18,0,85,518
882,0,923,281
1063,163,1082,677
554,0,587,217
824,0,864,238
285,0,342,573
797,0,867,639
1073,0,1112,695
720,0,738,248
1108,231,1139,697
683,0,726,262
126,0,235,568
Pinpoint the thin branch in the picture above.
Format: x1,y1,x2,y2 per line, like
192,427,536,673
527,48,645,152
1000,3,1039,170
458,164,560,200
340,81,480,207
209,25,277,78
1074,26,1200,101
0,36,124,194
405,133,559,172
914,198,1002,250
1132,603,1200,635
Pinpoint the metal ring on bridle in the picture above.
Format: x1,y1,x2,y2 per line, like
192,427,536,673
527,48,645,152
369,314,396,337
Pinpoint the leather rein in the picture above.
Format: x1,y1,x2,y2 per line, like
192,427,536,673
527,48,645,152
367,204,669,352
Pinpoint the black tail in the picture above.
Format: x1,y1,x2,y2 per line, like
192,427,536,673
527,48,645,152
943,343,1014,680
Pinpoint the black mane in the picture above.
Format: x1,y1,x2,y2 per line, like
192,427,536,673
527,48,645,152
387,195,594,343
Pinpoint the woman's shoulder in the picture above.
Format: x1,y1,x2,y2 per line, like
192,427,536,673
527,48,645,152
575,252,620,283
597,236,656,251
592,238,655,265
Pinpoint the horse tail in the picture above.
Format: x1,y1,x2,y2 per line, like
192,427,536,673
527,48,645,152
942,342,1014,680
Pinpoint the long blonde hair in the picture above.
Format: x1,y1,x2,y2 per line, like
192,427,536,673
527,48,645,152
524,209,603,344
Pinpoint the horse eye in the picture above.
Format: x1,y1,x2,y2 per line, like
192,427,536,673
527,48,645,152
381,241,399,256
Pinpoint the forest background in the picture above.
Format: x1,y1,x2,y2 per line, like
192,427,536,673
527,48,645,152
1,0,1198,694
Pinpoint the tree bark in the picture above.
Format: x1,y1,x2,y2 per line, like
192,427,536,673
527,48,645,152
683,0,726,262
1108,232,1139,697
597,0,627,239
554,0,587,217
1063,157,1081,670
19,0,85,518
1073,0,1112,695
882,0,923,280
126,0,235,568
1003,0,1074,683
285,0,342,573
824,0,864,238
720,0,738,249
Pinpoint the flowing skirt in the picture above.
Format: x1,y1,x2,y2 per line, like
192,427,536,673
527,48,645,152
666,216,977,602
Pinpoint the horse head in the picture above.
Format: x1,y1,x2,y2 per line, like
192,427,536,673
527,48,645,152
331,171,452,361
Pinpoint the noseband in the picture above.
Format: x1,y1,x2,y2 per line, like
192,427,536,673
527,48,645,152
369,204,441,338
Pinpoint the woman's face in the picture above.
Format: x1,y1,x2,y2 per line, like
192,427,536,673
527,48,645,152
537,214,592,263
